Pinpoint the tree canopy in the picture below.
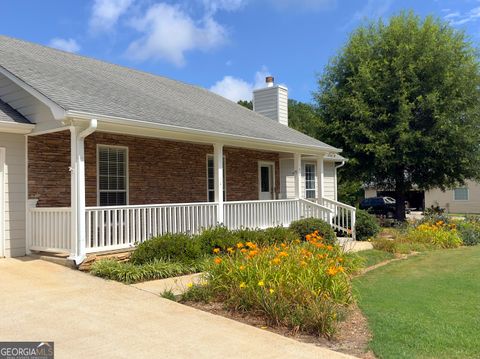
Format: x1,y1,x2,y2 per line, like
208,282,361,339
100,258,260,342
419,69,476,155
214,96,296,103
315,12,480,219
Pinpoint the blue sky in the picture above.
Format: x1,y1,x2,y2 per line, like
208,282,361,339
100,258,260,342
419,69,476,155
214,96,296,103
1,0,479,103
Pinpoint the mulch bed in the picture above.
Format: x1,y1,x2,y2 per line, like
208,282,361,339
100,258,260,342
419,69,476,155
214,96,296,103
184,301,376,358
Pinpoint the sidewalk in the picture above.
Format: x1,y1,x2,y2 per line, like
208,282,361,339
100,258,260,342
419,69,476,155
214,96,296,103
0,257,357,359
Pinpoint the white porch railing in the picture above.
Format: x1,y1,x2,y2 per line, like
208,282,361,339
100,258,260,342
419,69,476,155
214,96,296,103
84,202,218,253
27,198,350,255
28,207,72,253
318,198,356,240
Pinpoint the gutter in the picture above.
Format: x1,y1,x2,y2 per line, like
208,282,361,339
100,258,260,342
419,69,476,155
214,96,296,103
66,110,342,155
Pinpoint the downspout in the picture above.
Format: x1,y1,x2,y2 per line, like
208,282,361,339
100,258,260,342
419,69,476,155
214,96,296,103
70,119,97,265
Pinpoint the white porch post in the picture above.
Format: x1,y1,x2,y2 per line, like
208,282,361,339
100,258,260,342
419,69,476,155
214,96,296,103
69,120,97,264
214,143,224,224
316,156,324,201
294,153,302,199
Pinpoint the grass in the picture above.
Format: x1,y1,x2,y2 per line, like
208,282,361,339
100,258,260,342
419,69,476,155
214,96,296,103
352,249,395,268
90,258,202,284
353,246,480,359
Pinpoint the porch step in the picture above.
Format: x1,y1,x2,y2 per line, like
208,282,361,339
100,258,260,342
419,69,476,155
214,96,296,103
29,251,77,269
79,248,135,271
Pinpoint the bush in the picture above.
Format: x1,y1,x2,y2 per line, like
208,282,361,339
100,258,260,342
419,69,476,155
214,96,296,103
456,221,480,246
407,222,462,249
131,233,202,264
196,226,238,254
90,259,193,284
234,227,299,246
184,232,355,337
355,210,381,241
289,218,336,244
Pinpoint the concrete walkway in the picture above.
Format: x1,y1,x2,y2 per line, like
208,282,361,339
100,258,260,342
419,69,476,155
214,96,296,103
0,258,356,359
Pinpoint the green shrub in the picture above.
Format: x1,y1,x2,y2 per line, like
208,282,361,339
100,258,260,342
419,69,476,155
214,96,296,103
183,233,354,337
196,226,238,254
234,227,299,246
131,233,202,264
355,210,381,241
90,259,193,284
456,221,480,246
371,238,397,253
289,218,336,244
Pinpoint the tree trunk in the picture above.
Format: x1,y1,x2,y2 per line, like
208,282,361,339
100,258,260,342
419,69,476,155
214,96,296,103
395,188,406,221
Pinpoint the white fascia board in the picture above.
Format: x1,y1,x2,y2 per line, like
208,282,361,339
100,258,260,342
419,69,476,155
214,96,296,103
66,110,341,156
0,66,66,120
0,121,34,134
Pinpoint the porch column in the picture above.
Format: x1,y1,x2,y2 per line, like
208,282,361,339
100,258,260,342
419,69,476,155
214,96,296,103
214,143,224,224
316,156,325,201
294,153,302,199
69,120,97,264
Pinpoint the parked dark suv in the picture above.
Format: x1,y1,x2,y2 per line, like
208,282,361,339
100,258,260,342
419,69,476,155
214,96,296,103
360,197,397,218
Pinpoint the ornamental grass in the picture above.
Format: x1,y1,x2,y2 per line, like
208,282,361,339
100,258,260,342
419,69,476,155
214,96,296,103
184,231,356,337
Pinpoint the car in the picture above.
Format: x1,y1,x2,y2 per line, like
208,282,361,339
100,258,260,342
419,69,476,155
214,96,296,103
360,196,397,218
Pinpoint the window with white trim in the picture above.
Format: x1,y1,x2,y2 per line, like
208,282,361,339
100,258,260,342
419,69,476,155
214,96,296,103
305,163,316,199
98,146,128,206
454,187,469,201
207,155,226,202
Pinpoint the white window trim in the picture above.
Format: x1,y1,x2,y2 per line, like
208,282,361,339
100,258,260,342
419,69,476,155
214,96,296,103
304,162,316,199
96,144,129,206
207,154,226,202
453,187,469,201
258,161,276,199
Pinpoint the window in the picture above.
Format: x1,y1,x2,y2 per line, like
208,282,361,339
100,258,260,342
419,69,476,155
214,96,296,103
454,187,469,201
305,163,316,199
207,155,226,202
98,146,128,206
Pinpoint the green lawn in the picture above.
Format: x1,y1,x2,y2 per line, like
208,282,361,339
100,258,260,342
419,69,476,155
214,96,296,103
353,249,395,268
353,246,480,359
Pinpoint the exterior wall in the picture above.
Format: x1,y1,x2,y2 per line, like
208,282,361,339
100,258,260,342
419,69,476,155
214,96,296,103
323,161,335,200
280,158,335,200
364,188,377,198
1,132,26,257
28,130,70,207
425,180,480,214
28,131,280,207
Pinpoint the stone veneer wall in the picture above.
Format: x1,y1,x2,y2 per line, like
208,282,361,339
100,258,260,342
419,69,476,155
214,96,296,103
28,131,280,207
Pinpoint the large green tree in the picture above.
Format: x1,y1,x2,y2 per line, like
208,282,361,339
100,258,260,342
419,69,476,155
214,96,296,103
315,12,480,219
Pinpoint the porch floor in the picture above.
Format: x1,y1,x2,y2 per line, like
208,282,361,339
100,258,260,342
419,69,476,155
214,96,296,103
0,258,354,359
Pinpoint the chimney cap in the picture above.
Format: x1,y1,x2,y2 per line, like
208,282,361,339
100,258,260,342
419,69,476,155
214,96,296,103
266,76,274,87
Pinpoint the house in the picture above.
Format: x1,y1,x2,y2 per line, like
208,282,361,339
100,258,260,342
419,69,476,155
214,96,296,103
365,181,480,214
0,35,355,263
424,180,480,214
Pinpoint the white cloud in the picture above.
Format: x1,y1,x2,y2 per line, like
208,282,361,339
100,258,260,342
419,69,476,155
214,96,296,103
210,67,270,102
446,6,480,26
48,38,81,53
126,3,227,66
342,0,393,29
202,0,246,14
90,0,134,32
269,0,336,11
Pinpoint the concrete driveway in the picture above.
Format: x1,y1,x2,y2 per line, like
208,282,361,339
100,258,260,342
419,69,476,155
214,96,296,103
0,258,355,359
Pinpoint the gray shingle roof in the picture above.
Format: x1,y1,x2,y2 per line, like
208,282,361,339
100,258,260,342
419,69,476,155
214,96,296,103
0,98,30,124
0,35,338,151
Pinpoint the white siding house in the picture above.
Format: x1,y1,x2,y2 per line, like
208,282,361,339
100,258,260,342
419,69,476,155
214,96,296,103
425,180,480,214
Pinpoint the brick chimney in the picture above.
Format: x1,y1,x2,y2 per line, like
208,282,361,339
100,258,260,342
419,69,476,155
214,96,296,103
252,76,288,126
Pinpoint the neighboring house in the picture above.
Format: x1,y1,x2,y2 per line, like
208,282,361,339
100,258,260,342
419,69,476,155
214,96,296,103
0,36,355,263
365,181,479,214
425,180,480,214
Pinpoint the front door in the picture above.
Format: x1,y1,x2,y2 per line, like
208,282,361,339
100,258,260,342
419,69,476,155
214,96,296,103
259,162,274,200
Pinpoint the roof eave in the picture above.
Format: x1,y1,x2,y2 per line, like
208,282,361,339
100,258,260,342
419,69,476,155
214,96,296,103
0,120,34,134
66,110,341,155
